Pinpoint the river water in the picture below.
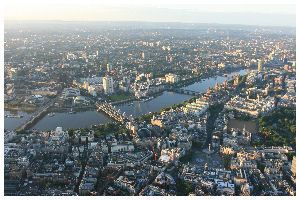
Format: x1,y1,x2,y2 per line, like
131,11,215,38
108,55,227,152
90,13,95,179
182,69,247,92
5,69,248,131
4,110,33,131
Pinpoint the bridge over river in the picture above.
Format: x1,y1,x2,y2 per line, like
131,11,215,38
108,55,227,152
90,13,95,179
96,102,129,124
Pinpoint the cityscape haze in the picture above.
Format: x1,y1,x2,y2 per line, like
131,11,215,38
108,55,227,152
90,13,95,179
3,0,297,197
4,1,296,26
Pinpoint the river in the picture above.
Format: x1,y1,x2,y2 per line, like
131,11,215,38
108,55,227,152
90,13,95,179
182,69,248,92
5,69,249,131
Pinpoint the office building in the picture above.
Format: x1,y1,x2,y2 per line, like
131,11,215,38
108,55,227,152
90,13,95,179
103,76,114,94
107,63,112,72
291,156,296,177
258,59,263,72
165,73,179,83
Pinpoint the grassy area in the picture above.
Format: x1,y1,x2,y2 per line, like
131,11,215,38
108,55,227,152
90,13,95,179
256,107,296,148
192,140,205,149
223,154,233,170
179,151,194,163
40,180,67,190
93,122,130,138
68,122,130,138
234,112,253,121
176,179,194,195
106,92,133,102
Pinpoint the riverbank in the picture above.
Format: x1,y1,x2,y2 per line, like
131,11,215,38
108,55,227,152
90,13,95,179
5,103,37,113
49,105,96,112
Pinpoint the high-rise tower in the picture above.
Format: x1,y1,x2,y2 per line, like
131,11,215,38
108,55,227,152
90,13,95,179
103,76,114,94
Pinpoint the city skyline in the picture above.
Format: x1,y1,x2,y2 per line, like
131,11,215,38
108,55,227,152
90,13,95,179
3,0,297,197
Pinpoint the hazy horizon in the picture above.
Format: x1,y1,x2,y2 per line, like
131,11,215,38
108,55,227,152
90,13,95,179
4,2,296,27
4,19,296,29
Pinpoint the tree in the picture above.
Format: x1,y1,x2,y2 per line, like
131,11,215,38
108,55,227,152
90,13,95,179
176,179,194,195
68,128,75,137
223,154,232,170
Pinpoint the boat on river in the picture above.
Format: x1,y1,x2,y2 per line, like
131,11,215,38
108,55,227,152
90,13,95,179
142,96,154,102
69,108,76,114
48,112,55,117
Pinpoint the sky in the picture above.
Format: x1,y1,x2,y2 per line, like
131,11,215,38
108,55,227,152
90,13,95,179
4,0,296,27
